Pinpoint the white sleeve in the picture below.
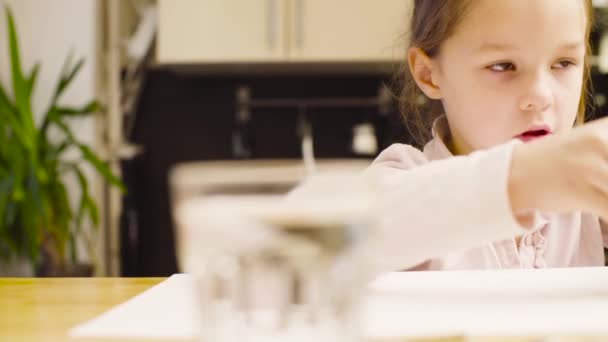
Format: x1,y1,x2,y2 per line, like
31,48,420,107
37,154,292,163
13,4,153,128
364,141,527,273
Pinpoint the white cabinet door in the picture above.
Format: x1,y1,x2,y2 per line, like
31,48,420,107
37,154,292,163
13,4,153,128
288,0,411,62
157,0,286,63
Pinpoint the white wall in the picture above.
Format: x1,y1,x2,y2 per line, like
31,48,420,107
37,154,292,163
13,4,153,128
0,0,100,265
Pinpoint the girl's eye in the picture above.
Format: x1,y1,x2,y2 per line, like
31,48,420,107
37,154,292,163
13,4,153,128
552,60,576,69
488,62,516,72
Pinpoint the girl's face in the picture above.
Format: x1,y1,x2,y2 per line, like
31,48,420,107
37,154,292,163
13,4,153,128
428,0,587,154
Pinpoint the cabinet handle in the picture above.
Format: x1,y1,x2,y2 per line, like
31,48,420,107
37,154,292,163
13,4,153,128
266,0,277,49
294,0,304,49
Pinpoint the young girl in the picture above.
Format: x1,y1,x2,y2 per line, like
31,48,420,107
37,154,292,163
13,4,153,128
298,0,608,273
362,0,608,272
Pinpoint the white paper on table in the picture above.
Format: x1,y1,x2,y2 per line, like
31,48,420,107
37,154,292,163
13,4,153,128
69,267,608,340
69,274,201,339
369,267,608,298
367,267,608,338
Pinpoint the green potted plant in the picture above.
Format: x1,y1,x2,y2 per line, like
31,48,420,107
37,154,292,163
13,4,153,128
0,7,125,276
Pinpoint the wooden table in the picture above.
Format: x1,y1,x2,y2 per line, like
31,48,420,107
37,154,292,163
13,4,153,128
0,277,599,342
0,277,166,342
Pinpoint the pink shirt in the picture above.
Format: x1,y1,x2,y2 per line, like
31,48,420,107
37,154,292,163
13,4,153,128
364,116,608,272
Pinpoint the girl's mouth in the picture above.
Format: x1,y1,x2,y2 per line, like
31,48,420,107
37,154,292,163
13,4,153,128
515,128,551,142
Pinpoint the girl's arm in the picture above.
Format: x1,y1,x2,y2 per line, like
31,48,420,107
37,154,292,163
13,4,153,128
361,141,527,272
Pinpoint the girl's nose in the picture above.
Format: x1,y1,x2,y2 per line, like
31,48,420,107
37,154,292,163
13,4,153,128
518,71,554,113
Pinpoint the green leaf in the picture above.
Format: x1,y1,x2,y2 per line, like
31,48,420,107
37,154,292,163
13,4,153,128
0,82,17,116
47,141,70,162
40,108,69,148
76,192,98,229
50,180,71,258
52,100,102,118
0,174,14,250
51,56,84,104
27,165,44,219
42,51,74,129
9,147,26,203
1,106,28,146
6,7,34,135
35,166,48,185
23,164,46,262
0,83,29,148
85,196,98,226
6,7,25,105
0,119,5,164
78,144,125,193
69,163,97,263
71,165,88,228
0,174,14,226
59,50,75,80
50,115,75,140
55,141,70,155
2,202,19,259
26,63,39,99
68,233,76,265
42,101,102,139
5,9,37,163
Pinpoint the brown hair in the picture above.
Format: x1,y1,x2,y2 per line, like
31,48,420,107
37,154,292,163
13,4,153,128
397,0,595,146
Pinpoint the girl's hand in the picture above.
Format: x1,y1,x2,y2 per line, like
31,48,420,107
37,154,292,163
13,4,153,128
509,116,608,221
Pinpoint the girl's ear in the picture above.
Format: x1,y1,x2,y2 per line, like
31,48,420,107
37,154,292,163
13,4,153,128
407,47,442,100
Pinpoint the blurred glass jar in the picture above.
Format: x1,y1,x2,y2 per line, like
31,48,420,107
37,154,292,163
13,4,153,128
170,160,375,342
